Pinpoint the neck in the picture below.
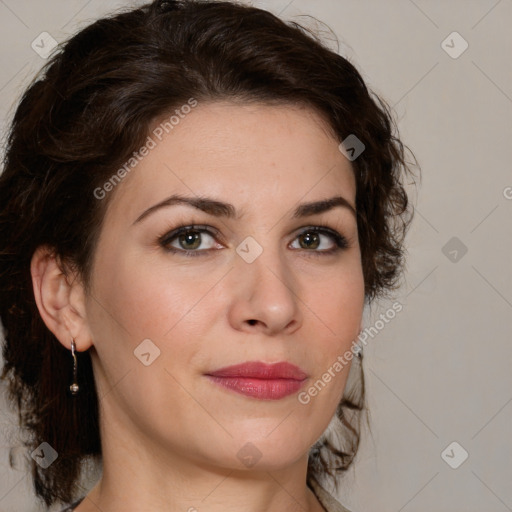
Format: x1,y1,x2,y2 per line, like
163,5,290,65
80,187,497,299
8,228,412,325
77,403,324,512
82,457,323,512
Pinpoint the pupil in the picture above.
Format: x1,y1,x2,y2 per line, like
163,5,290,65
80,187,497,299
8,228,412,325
301,232,319,249
179,231,201,250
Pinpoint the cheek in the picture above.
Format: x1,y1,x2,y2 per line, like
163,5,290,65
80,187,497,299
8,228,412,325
309,264,365,333
303,265,364,383
85,251,220,412
91,250,222,342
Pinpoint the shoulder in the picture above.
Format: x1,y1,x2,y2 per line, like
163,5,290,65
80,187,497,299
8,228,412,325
308,475,354,512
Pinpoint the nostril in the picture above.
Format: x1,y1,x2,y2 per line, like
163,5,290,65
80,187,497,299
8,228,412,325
247,319,258,326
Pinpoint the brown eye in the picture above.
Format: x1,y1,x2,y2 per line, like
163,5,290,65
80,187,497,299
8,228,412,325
297,231,320,249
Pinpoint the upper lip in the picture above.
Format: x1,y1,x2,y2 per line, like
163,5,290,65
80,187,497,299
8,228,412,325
206,361,308,380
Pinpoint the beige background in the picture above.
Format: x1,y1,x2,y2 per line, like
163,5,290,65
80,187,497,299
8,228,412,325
1,0,511,511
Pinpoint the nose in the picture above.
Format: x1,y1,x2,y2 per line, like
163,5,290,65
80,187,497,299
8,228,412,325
227,247,302,336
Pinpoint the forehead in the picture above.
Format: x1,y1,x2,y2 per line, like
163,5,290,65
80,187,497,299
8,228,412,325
103,101,356,224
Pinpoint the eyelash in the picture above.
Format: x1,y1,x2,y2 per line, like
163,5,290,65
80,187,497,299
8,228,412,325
157,223,349,258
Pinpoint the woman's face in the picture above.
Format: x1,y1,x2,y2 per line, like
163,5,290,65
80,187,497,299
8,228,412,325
84,101,365,473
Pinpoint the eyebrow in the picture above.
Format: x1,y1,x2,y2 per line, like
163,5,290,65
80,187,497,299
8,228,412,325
132,194,356,225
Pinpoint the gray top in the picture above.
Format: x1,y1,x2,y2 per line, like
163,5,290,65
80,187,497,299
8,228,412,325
59,497,83,511
308,476,353,512
59,477,353,512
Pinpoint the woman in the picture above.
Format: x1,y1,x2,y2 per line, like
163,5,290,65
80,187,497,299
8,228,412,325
0,0,416,510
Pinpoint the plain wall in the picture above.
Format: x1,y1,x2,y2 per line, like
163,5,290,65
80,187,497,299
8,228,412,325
0,1,511,511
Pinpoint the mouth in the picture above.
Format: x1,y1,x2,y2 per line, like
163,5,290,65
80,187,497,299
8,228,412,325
205,361,308,400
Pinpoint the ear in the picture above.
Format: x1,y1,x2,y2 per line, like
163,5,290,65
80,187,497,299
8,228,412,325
30,245,94,352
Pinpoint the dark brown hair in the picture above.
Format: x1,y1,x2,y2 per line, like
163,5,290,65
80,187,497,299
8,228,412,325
0,0,416,506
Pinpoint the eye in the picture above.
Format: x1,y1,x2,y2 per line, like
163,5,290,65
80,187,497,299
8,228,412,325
159,225,222,255
289,227,349,254
158,224,349,257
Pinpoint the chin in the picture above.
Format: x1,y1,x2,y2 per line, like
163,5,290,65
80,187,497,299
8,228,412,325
207,432,312,472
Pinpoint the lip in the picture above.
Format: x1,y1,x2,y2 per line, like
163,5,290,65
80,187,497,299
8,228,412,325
205,361,308,400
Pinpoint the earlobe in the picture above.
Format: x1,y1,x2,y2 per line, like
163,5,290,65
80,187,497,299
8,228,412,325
30,245,93,352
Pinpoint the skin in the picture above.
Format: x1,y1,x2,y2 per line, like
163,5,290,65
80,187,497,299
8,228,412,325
31,102,365,512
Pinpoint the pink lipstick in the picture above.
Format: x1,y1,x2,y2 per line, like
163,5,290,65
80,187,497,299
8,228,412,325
205,361,308,400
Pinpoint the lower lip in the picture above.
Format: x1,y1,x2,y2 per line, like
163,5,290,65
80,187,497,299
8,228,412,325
206,376,306,400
